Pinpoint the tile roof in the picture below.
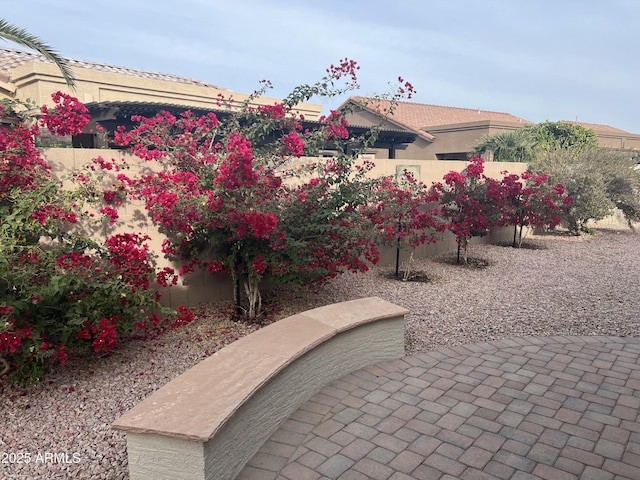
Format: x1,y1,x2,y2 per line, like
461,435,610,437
560,120,630,135
0,47,221,88
348,96,532,133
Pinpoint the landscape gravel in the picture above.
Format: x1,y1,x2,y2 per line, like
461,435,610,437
1,228,638,479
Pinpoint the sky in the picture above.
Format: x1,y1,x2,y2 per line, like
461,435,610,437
5,0,640,133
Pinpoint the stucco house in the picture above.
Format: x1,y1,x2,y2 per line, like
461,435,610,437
341,96,640,160
2,46,635,161
0,46,323,119
559,120,640,151
0,47,418,155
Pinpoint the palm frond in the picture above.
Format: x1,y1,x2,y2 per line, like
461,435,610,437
0,18,76,89
471,128,536,162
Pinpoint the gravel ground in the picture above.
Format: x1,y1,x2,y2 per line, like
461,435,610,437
1,228,639,479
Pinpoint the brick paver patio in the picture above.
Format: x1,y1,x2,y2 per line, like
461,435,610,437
236,336,640,480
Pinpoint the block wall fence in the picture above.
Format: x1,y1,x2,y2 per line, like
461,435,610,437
43,148,526,307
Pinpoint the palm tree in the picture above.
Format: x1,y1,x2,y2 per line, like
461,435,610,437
471,128,537,163
0,18,76,88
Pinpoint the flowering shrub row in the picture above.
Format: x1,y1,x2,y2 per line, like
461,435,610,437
432,156,572,262
85,62,569,315
362,157,571,268
1,63,570,385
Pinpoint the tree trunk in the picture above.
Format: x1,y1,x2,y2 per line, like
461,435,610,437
232,242,242,316
0,357,9,377
235,275,241,315
244,277,262,319
402,251,415,281
517,224,524,248
395,216,402,278
457,242,468,265
395,237,401,278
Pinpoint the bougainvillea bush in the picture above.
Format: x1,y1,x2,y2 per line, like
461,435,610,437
0,95,177,385
496,170,572,247
430,157,503,263
431,157,571,262
107,60,416,318
361,170,443,279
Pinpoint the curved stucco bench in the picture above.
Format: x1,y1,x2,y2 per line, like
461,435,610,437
112,296,408,480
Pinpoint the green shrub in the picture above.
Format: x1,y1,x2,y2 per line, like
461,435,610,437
532,146,640,233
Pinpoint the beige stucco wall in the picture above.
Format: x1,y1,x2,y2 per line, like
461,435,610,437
596,133,640,150
367,157,527,185
42,148,527,307
43,147,233,307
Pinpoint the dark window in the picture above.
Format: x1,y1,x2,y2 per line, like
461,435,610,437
436,152,468,161
72,133,97,148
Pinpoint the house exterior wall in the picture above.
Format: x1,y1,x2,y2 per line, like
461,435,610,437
595,133,640,150
345,108,381,127
423,121,526,159
365,137,435,160
344,107,640,161
361,122,527,161
342,107,434,160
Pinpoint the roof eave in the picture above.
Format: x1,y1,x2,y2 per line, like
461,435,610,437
342,97,435,142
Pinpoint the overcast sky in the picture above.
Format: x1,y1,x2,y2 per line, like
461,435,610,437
5,0,639,133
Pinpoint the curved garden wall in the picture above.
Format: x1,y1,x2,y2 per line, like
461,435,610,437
112,297,408,480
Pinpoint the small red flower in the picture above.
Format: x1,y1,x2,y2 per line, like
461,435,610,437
92,317,118,353
251,256,267,275
75,328,92,340
174,306,194,327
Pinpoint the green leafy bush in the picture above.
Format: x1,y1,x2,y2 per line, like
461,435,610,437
0,94,174,385
532,146,640,233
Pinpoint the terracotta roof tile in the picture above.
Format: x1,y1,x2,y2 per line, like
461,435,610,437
0,47,221,88
560,120,630,135
349,96,531,132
